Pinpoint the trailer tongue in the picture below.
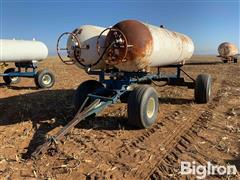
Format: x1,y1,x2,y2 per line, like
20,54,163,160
32,99,103,158
31,77,126,158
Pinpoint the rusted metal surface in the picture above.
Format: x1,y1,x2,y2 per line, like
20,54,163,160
103,20,194,72
104,20,153,72
96,28,129,66
218,42,238,57
143,22,194,67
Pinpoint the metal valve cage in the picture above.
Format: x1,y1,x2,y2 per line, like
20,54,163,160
56,31,91,67
56,32,81,65
96,28,129,64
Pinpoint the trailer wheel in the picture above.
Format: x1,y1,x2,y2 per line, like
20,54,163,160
3,68,21,85
34,69,55,88
127,85,159,129
194,74,212,104
120,91,130,103
74,80,104,113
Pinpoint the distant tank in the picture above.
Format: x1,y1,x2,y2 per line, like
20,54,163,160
217,42,239,63
0,39,48,62
57,25,107,69
102,19,194,72
0,39,55,88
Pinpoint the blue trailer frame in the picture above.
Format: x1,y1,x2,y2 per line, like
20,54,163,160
0,61,37,77
0,61,55,88
32,64,200,158
0,69,36,78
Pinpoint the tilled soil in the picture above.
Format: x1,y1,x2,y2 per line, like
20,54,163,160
0,56,239,179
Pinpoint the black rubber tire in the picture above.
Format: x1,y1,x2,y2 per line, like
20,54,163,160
127,85,159,129
34,69,55,88
3,68,21,85
223,60,228,63
234,58,238,63
120,91,130,103
194,74,212,104
74,80,104,113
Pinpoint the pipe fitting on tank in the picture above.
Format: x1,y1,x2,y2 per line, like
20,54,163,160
97,28,131,65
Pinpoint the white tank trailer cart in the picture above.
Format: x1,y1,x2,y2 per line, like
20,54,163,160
32,20,212,158
217,42,239,63
0,39,55,88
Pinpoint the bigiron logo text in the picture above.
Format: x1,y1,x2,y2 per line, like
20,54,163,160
180,161,237,179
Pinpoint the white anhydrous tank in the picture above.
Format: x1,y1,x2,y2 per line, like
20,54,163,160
67,25,107,69
104,20,195,72
145,23,194,66
0,39,48,62
218,42,238,57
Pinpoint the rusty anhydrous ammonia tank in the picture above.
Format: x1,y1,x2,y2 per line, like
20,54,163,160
218,42,238,58
103,20,194,72
66,25,107,69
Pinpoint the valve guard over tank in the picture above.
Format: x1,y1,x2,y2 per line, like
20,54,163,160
57,25,108,70
101,20,195,72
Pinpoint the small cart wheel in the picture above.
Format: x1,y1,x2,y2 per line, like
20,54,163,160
74,80,104,113
127,85,159,129
34,69,55,88
233,58,238,63
194,74,212,104
3,68,21,85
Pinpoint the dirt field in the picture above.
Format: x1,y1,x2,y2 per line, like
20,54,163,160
0,56,239,179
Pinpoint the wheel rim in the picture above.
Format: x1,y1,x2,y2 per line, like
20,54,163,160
147,97,156,118
42,74,52,85
208,79,211,98
11,76,18,82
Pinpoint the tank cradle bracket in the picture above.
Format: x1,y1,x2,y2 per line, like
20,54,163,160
144,65,196,89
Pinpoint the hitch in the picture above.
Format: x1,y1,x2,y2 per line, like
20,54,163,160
31,99,102,158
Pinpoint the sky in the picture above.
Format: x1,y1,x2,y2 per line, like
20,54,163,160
1,0,239,55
